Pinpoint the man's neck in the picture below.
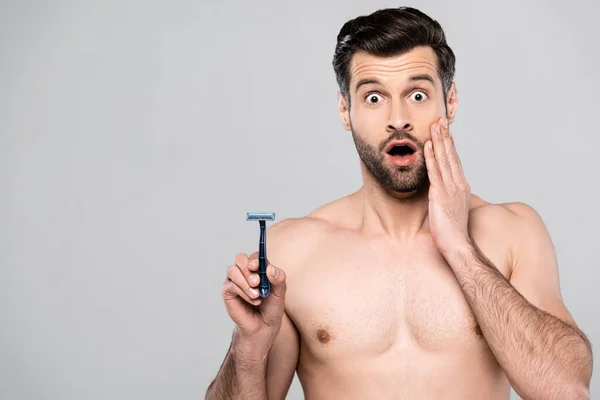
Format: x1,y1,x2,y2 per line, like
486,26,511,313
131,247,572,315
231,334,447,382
356,179,430,240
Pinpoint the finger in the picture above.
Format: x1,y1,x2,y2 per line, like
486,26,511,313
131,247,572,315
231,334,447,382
264,264,286,297
445,136,466,185
222,277,262,304
246,259,261,287
235,253,260,288
247,253,260,273
431,122,452,183
424,140,442,186
260,263,287,325
439,118,464,183
226,265,262,304
439,116,450,137
234,252,249,269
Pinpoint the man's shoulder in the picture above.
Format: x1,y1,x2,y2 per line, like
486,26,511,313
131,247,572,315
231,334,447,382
468,195,550,273
267,214,335,243
268,194,355,238
265,196,353,269
468,194,544,230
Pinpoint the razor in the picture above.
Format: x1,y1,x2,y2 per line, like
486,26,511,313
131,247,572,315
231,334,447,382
246,212,276,298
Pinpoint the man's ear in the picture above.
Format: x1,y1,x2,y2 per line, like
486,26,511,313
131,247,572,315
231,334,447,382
338,92,351,131
445,82,459,124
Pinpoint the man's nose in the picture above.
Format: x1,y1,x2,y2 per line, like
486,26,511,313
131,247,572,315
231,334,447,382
386,100,412,132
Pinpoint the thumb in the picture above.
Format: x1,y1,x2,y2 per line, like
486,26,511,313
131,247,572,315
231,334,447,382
267,263,286,297
259,263,287,325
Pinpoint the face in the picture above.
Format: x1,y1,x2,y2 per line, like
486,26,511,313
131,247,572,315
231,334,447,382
338,46,458,195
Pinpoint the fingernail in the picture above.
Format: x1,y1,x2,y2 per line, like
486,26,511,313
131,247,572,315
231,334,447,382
249,288,258,297
270,266,278,278
427,141,433,150
250,274,259,284
443,118,448,129
436,124,440,134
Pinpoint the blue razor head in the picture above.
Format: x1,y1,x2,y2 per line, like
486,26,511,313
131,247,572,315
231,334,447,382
246,212,276,221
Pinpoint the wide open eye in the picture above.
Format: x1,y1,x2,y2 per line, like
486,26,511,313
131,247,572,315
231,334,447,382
410,91,428,102
365,93,384,105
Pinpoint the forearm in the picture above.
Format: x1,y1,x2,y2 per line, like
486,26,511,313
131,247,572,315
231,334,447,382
205,337,268,400
446,243,592,399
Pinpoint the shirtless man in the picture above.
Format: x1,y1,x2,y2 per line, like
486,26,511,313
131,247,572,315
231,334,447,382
205,7,593,400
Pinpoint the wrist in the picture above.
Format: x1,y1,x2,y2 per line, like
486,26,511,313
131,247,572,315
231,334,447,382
441,238,476,267
232,328,272,366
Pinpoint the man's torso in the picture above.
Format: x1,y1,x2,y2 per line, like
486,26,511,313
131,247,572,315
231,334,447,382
270,192,516,399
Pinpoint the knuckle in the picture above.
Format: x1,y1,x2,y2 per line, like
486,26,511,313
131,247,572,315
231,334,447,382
234,252,248,265
456,180,469,191
274,279,287,294
239,261,251,273
226,265,237,276
277,267,286,281
221,280,234,295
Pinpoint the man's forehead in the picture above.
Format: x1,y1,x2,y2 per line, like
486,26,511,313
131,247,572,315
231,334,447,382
349,46,439,87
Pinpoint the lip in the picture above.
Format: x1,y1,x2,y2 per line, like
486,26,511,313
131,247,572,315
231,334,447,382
387,152,418,167
384,139,418,154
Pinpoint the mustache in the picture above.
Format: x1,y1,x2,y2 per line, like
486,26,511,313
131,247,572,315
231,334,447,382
378,130,424,153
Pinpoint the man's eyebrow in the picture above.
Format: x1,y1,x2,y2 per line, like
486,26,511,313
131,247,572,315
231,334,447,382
354,74,436,93
408,74,435,85
354,78,381,93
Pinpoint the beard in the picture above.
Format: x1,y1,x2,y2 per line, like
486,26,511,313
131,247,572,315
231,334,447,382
350,124,429,194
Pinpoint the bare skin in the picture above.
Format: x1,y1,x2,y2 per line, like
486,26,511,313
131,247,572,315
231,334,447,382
207,46,592,399
268,192,511,399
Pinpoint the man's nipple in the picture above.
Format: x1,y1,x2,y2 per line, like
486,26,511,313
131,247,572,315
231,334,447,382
316,328,331,343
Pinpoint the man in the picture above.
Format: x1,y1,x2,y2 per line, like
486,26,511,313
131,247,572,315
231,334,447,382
206,6,593,400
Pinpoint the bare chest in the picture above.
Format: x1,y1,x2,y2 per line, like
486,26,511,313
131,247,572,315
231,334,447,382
285,237,497,360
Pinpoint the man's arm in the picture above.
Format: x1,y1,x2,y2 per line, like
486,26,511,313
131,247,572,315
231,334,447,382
265,312,300,398
446,203,592,400
423,117,592,398
204,330,267,400
206,217,302,399
205,312,299,400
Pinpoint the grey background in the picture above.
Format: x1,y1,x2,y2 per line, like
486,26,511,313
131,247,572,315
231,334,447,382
1,0,598,399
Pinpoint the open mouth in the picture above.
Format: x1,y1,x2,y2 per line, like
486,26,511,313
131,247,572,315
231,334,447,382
385,140,418,167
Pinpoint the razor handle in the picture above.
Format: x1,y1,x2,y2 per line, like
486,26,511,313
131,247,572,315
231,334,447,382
258,220,271,298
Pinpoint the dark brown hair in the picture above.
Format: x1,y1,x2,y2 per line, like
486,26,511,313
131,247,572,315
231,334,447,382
332,7,456,106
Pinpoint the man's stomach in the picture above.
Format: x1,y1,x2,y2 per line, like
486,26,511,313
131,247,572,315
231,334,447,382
295,343,511,399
